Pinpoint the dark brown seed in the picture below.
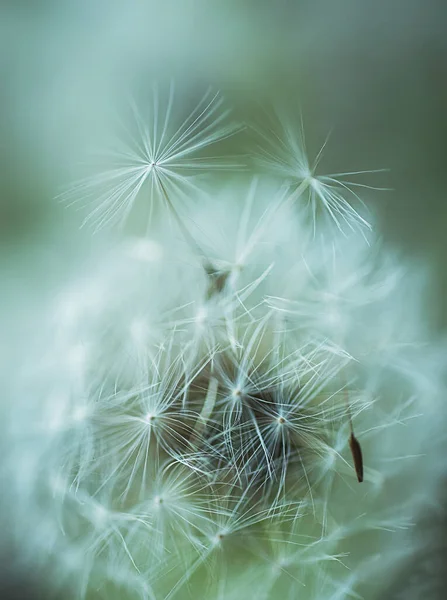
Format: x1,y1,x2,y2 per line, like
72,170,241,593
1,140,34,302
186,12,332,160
349,432,364,483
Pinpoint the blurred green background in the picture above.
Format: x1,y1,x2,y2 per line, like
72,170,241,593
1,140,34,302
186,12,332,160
1,1,446,598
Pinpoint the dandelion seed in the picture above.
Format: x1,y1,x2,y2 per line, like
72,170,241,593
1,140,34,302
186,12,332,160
59,82,242,231
342,380,365,484
349,432,364,484
252,108,388,234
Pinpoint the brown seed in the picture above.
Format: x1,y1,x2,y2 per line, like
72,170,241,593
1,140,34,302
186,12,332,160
205,263,230,299
349,432,364,483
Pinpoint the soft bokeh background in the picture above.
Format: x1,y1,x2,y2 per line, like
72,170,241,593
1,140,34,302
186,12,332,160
1,1,446,598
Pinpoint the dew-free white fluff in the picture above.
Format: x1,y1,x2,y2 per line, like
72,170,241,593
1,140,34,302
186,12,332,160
3,88,446,600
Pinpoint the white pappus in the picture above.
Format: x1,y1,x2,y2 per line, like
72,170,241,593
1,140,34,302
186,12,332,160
3,83,446,600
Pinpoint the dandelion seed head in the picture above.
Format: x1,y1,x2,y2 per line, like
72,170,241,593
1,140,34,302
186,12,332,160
6,86,447,600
